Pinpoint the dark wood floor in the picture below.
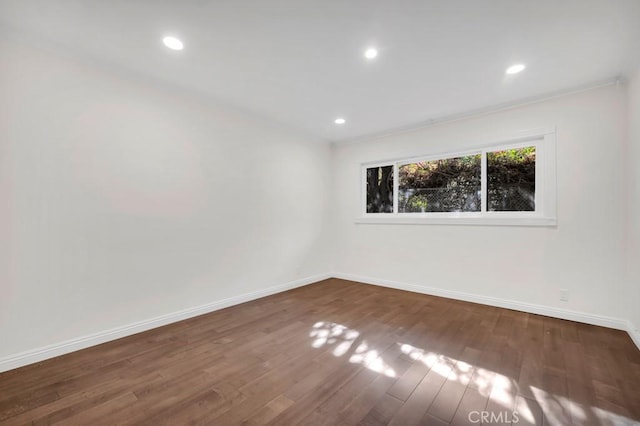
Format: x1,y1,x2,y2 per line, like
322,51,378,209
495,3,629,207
1,279,639,425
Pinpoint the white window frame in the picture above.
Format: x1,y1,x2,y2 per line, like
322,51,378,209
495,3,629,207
358,129,557,226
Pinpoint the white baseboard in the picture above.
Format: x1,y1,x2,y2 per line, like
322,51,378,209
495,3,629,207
627,321,640,350
332,272,640,350
0,273,331,373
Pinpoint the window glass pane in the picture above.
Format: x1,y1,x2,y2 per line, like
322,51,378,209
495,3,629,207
398,154,481,213
487,146,536,211
366,165,394,213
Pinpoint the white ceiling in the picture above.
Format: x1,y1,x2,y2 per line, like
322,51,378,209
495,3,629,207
1,0,639,142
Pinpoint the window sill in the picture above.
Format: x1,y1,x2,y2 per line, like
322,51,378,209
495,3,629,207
355,216,557,227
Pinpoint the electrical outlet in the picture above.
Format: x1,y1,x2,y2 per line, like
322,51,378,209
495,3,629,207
560,289,569,302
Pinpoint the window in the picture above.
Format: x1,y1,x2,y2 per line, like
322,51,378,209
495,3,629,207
399,154,481,213
487,146,536,212
366,165,394,213
359,131,556,226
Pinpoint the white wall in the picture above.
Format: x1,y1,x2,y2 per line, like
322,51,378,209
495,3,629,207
0,39,332,360
1,36,637,367
332,85,630,322
627,70,640,339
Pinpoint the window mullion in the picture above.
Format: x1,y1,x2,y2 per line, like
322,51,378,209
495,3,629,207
393,163,399,214
481,151,487,213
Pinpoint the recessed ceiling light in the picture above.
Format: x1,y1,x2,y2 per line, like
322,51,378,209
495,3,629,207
334,118,346,125
364,48,378,60
506,64,526,74
163,36,184,51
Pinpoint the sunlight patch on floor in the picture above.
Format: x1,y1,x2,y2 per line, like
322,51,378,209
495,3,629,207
349,342,396,377
309,321,395,377
530,385,636,426
514,396,537,425
308,323,638,425
532,385,579,425
310,321,359,350
489,373,515,407
399,343,492,394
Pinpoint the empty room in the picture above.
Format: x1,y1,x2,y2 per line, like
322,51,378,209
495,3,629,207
1,1,639,425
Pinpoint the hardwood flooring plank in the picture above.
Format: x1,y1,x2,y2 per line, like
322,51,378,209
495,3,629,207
450,385,491,425
358,393,404,426
484,373,518,426
427,376,467,423
513,395,544,426
387,360,431,401
61,391,138,425
388,359,457,425
0,279,638,425
244,394,294,425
